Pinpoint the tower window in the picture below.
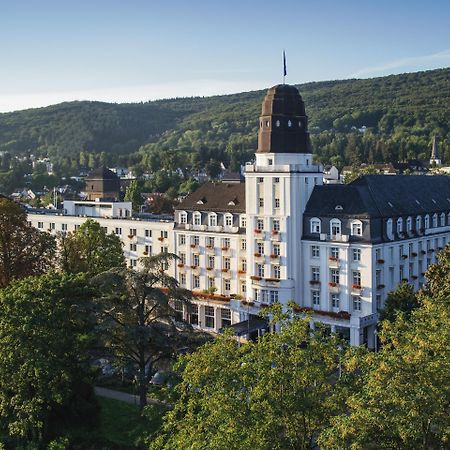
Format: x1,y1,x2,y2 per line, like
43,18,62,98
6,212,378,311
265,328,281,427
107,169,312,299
268,158,273,165
288,120,292,127
276,120,280,127
265,120,270,127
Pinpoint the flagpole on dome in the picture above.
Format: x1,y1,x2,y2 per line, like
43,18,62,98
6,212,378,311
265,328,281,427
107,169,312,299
282,50,287,84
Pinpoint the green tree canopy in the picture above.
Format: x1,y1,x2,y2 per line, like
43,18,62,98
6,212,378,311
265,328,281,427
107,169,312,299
0,272,98,446
0,197,55,288
379,281,419,323
58,218,125,275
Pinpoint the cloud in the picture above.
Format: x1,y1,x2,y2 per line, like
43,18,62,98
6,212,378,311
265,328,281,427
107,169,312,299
0,78,271,113
350,49,450,78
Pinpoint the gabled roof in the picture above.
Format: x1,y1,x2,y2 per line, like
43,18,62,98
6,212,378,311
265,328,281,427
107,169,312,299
176,182,246,213
305,175,450,218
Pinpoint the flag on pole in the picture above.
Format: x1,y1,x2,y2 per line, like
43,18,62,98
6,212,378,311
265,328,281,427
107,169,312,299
283,50,287,77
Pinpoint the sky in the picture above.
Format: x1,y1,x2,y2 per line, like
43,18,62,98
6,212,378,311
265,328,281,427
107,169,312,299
0,0,449,112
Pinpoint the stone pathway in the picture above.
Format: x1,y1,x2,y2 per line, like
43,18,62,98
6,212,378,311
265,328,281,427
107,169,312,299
94,386,167,406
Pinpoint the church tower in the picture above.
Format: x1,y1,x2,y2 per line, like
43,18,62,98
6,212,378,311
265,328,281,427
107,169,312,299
429,136,442,166
244,84,322,313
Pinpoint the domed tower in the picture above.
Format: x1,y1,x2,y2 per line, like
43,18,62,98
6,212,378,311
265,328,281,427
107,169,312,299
242,84,322,318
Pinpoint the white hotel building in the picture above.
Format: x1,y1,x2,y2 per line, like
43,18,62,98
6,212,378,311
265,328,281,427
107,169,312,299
28,84,450,347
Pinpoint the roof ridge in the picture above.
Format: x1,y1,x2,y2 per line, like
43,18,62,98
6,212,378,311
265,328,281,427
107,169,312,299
359,176,384,218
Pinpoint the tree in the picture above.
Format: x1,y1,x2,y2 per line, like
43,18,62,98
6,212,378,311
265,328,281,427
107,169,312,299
0,197,55,288
205,159,222,179
58,218,125,276
379,282,419,323
124,179,143,212
0,272,98,446
420,243,450,301
151,307,345,450
92,253,192,410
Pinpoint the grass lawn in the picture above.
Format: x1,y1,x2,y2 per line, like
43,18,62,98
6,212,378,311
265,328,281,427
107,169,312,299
68,396,167,449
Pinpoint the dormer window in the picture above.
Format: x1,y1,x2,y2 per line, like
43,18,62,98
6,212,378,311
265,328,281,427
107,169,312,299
440,213,445,226
180,211,187,224
387,218,393,238
224,213,233,227
425,214,430,229
330,219,341,236
416,216,422,230
310,218,321,234
406,217,412,232
268,158,273,166
288,120,292,127
432,213,438,228
397,218,403,234
351,220,362,236
208,213,217,227
335,205,343,211
193,212,201,226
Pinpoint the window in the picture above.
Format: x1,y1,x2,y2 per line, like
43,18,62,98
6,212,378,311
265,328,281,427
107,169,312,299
129,228,137,236
432,213,438,228
75,225,80,231
256,219,264,230
145,245,152,255
37,222,43,229
311,267,320,281
351,220,362,236
425,215,430,229
352,248,361,262
61,223,67,231
312,290,320,306
268,158,273,165
130,259,137,268
352,271,361,286
397,218,403,234
273,243,280,256
275,198,280,208
207,277,215,290
174,300,183,321
193,235,200,246
221,309,231,327
376,269,382,286
130,243,137,252
330,247,339,259
241,239,247,250
416,216,422,230
406,217,412,232
256,263,265,278
205,306,215,328
224,214,233,227
180,253,186,264
180,212,187,224
222,238,230,249
193,275,200,289
331,293,340,309
193,254,200,266
207,255,215,269
161,246,168,254
193,212,201,226
161,230,168,239
330,219,341,236
274,177,280,183
257,242,264,255
352,296,361,311
208,213,217,227
259,198,264,207
240,215,247,228
115,227,122,235
269,290,279,304
386,218,393,237
310,218,321,234
179,234,186,245
258,177,264,183
49,223,55,230
224,279,231,293
206,236,215,247
145,229,152,237
272,219,280,231
241,259,247,272
440,213,445,226
179,273,186,287
331,269,340,284
273,265,281,279
223,257,231,270
189,304,199,325
311,245,320,258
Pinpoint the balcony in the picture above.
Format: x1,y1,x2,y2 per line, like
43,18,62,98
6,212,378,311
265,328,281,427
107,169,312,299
351,284,363,295
328,282,340,293
328,256,339,268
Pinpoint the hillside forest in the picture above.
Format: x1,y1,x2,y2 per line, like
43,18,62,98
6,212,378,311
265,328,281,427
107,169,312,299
0,68,449,194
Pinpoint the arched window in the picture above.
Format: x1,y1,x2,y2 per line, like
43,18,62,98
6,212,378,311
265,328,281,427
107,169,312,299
386,218,393,238
193,212,201,226
330,219,341,236
351,220,363,236
179,211,187,224
440,213,445,227
432,213,438,228
406,217,412,232
397,218,403,234
425,214,430,229
208,213,217,227
224,213,233,227
416,216,422,230
448,213,450,226
310,217,321,234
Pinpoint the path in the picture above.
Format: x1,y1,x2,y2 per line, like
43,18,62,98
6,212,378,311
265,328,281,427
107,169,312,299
94,386,167,406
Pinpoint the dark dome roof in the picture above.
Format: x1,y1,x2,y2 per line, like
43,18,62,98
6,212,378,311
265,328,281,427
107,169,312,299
86,166,118,180
261,84,306,117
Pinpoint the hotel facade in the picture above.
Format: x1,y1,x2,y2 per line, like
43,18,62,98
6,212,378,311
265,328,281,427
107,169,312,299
28,84,450,348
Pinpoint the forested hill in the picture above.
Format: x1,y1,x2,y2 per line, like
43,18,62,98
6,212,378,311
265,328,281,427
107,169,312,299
0,67,449,172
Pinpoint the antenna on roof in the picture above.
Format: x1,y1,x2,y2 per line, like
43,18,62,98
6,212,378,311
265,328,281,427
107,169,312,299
282,50,287,84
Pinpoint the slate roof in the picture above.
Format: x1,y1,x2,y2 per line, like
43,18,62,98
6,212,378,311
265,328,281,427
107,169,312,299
86,166,119,180
176,182,246,213
305,175,450,218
